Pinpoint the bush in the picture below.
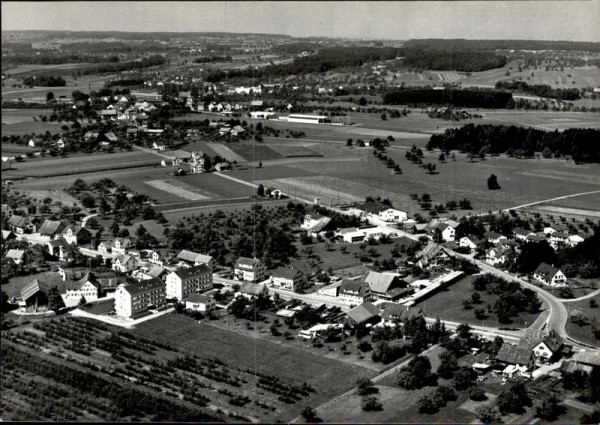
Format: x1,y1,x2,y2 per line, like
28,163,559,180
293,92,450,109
362,396,383,412
468,385,487,401
356,378,378,396
357,340,373,352
416,395,438,414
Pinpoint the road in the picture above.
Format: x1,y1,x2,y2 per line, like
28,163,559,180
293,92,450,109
502,189,600,212
560,288,600,303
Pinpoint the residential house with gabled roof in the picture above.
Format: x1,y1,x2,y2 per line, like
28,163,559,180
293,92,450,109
459,234,484,250
549,232,569,249
485,246,511,266
165,264,213,300
362,271,408,301
301,213,332,236
177,249,217,269
2,230,17,241
113,254,137,273
98,241,114,255
6,249,26,265
415,244,449,268
378,208,408,223
567,234,584,247
63,226,94,246
112,238,132,255
63,272,101,304
21,279,51,307
338,279,371,305
238,282,268,298
425,220,457,242
526,234,547,244
532,335,564,365
8,215,36,234
485,231,508,245
47,238,71,261
38,219,70,238
234,257,265,282
270,267,306,292
345,301,381,326
185,293,216,313
533,263,567,287
114,278,166,318
513,227,533,241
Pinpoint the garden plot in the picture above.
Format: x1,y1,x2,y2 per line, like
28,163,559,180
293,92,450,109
144,179,212,201
206,142,247,162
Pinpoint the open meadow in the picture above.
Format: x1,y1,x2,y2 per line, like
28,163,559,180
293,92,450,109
564,295,600,347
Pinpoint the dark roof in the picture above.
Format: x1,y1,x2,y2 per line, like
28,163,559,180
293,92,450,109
485,231,505,240
340,279,370,297
346,302,381,325
65,272,100,291
235,257,261,268
463,234,484,244
21,279,51,301
239,282,267,296
495,343,532,366
185,293,211,304
514,227,531,236
363,271,401,294
8,215,30,228
539,337,563,353
48,238,70,248
534,262,561,279
122,278,165,295
272,267,302,280
172,264,212,279
38,219,69,236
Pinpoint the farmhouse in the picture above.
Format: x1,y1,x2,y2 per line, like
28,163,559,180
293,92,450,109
238,282,269,298
338,279,371,305
270,267,306,292
345,302,381,327
234,257,266,282
459,234,484,250
21,279,51,307
63,272,101,303
112,254,137,273
185,293,216,313
8,215,36,234
114,278,166,319
415,244,449,268
362,271,408,301
378,208,408,223
6,249,26,265
165,264,213,301
533,263,567,287
38,219,70,238
177,249,217,269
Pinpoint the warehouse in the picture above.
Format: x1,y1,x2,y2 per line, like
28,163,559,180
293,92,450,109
286,114,331,124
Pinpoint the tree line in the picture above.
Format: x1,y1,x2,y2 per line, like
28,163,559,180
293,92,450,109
427,124,600,163
383,88,512,109
403,39,600,53
22,75,66,87
496,81,580,101
401,49,507,72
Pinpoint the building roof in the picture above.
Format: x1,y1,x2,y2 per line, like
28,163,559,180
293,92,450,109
1,230,16,240
306,216,332,233
235,257,261,268
462,234,484,245
177,249,214,265
185,293,211,304
121,278,165,296
172,264,212,279
147,264,166,279
21,279,51,301
65,272,100,292
495,343,533,366
239,282,267,296
272,267,302,280
363,271,400,294
8,215,30,228
47,238,70,248
38,219,69,236
534,262,561,280
6,249,25,260
346,301,381,325
417,244,447,262
513,227,532,236
485,231,505,240
115,254,134,264
340,279,370,297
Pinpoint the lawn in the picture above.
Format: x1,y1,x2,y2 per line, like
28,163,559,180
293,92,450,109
564,295,600,348
415,275,544,329
134,314,376,421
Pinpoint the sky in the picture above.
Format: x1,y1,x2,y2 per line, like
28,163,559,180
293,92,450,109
2,1,600,42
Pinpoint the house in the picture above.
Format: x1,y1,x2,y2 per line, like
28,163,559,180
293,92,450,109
485,231,508,245
231,125,245,136
485,247,511,266
513,227,533,241
63,226,93,246
113,254,137,273
533,263,567,286
63,272,101,303
8,215,36,234
526,234,547,244
495,343,535,371
165,264,213,300
47,238,71,261
112,238,132,255
177,249,217,269
345,301,381,327
543,225,568,235
415,244,449,268
1,230,16,241
185,293,216,313
103,131,118,143
97,241,114,255
378,302,422,325
146,249,169,267
270,267,307,292
338,279,372,305
238,282,269,298
425,220,457,242
28,137,40,147
459,235,484,250
532,336,564,365
317,280,343,297
21,279,51,307
338,227,366,244
549,232,568,249
234,257,266,282
114,278,166,318
378,208,408,223
301,213,332,237
567,234,584,247
362,271,408,301
38,219,70,238
6,249,26,265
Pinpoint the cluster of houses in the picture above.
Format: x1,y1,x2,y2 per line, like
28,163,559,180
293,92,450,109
159,150,232,173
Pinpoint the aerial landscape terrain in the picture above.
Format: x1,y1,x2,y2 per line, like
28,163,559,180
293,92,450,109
1,1,599,423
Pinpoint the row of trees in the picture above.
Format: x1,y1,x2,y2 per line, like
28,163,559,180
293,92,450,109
383,88,512,109
496,80,581,100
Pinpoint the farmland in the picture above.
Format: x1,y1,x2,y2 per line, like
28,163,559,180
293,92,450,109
564,295,600,347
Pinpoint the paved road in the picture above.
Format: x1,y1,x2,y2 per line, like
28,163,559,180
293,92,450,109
502,189,600,212
560,288,600,303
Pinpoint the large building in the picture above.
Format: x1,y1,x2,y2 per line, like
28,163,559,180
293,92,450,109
338,279,372,305
234,257,265,282
165,264,213,300
533,263,567,287
63,272,101,303
286,114,331,124
114,278,166,318
270,267,306,292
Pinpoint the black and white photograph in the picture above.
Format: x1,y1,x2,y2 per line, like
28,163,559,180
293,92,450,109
1,1,599,423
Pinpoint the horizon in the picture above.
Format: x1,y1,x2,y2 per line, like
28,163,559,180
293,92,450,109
2,1,599,42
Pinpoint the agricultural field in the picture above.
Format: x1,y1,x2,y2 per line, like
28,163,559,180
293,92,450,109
1,109,55,124
414,276,543,329
564,295,600,348
1,120,67,135
134,314,376,421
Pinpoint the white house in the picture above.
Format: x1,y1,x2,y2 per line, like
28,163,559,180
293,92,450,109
485,247,511,266
485,231,508,245
459,235,484,250
567,235,584,247
98,241,113,255
185,293,216,313
338,279,371,305
270,267,306,293
426,220,457,242
64,272,100,303
112,238,132,255
533,263,567,287
177,249,217,269
165,264,213,300
113,254,137,273
234,257,265,282
114,279,166,318
6,249,26,265
378,208,408,223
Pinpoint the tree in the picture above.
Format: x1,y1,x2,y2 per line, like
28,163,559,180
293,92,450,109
535,394,564,420
381,113,387,121
425,163,437,174
78,295,87,306
416,395,437,414
433,385,457,407
362,396,383,411
496,383,531,414
346,138,353,147
453,366,477,390
456,323,472,339
301,406,322,423
398,355,433,389
437,351,459,379
476,405,501,423
468,386,487,401
438,153,445,162
356,378,378,396
487,174,501,190
258,161,263,168
46,91,54,101
47,286,64,311
257,184,265,197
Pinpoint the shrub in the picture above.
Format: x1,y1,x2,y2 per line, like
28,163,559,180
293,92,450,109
362,396,383,411
468,386,487,401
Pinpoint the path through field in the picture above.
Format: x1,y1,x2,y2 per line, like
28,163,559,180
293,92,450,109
504,189,600,211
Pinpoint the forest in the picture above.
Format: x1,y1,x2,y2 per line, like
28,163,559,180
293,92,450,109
383,88,512,108
403,39,600,53
401,49,507,72
22,75,66,87
427,124,600,163
495,81,581,101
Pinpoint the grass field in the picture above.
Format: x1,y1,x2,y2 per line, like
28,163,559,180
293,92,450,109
1,109,55,124
415,275,544,329
1,121,68,135
564,295,600,348
134,314,376,421
144,179,211,201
